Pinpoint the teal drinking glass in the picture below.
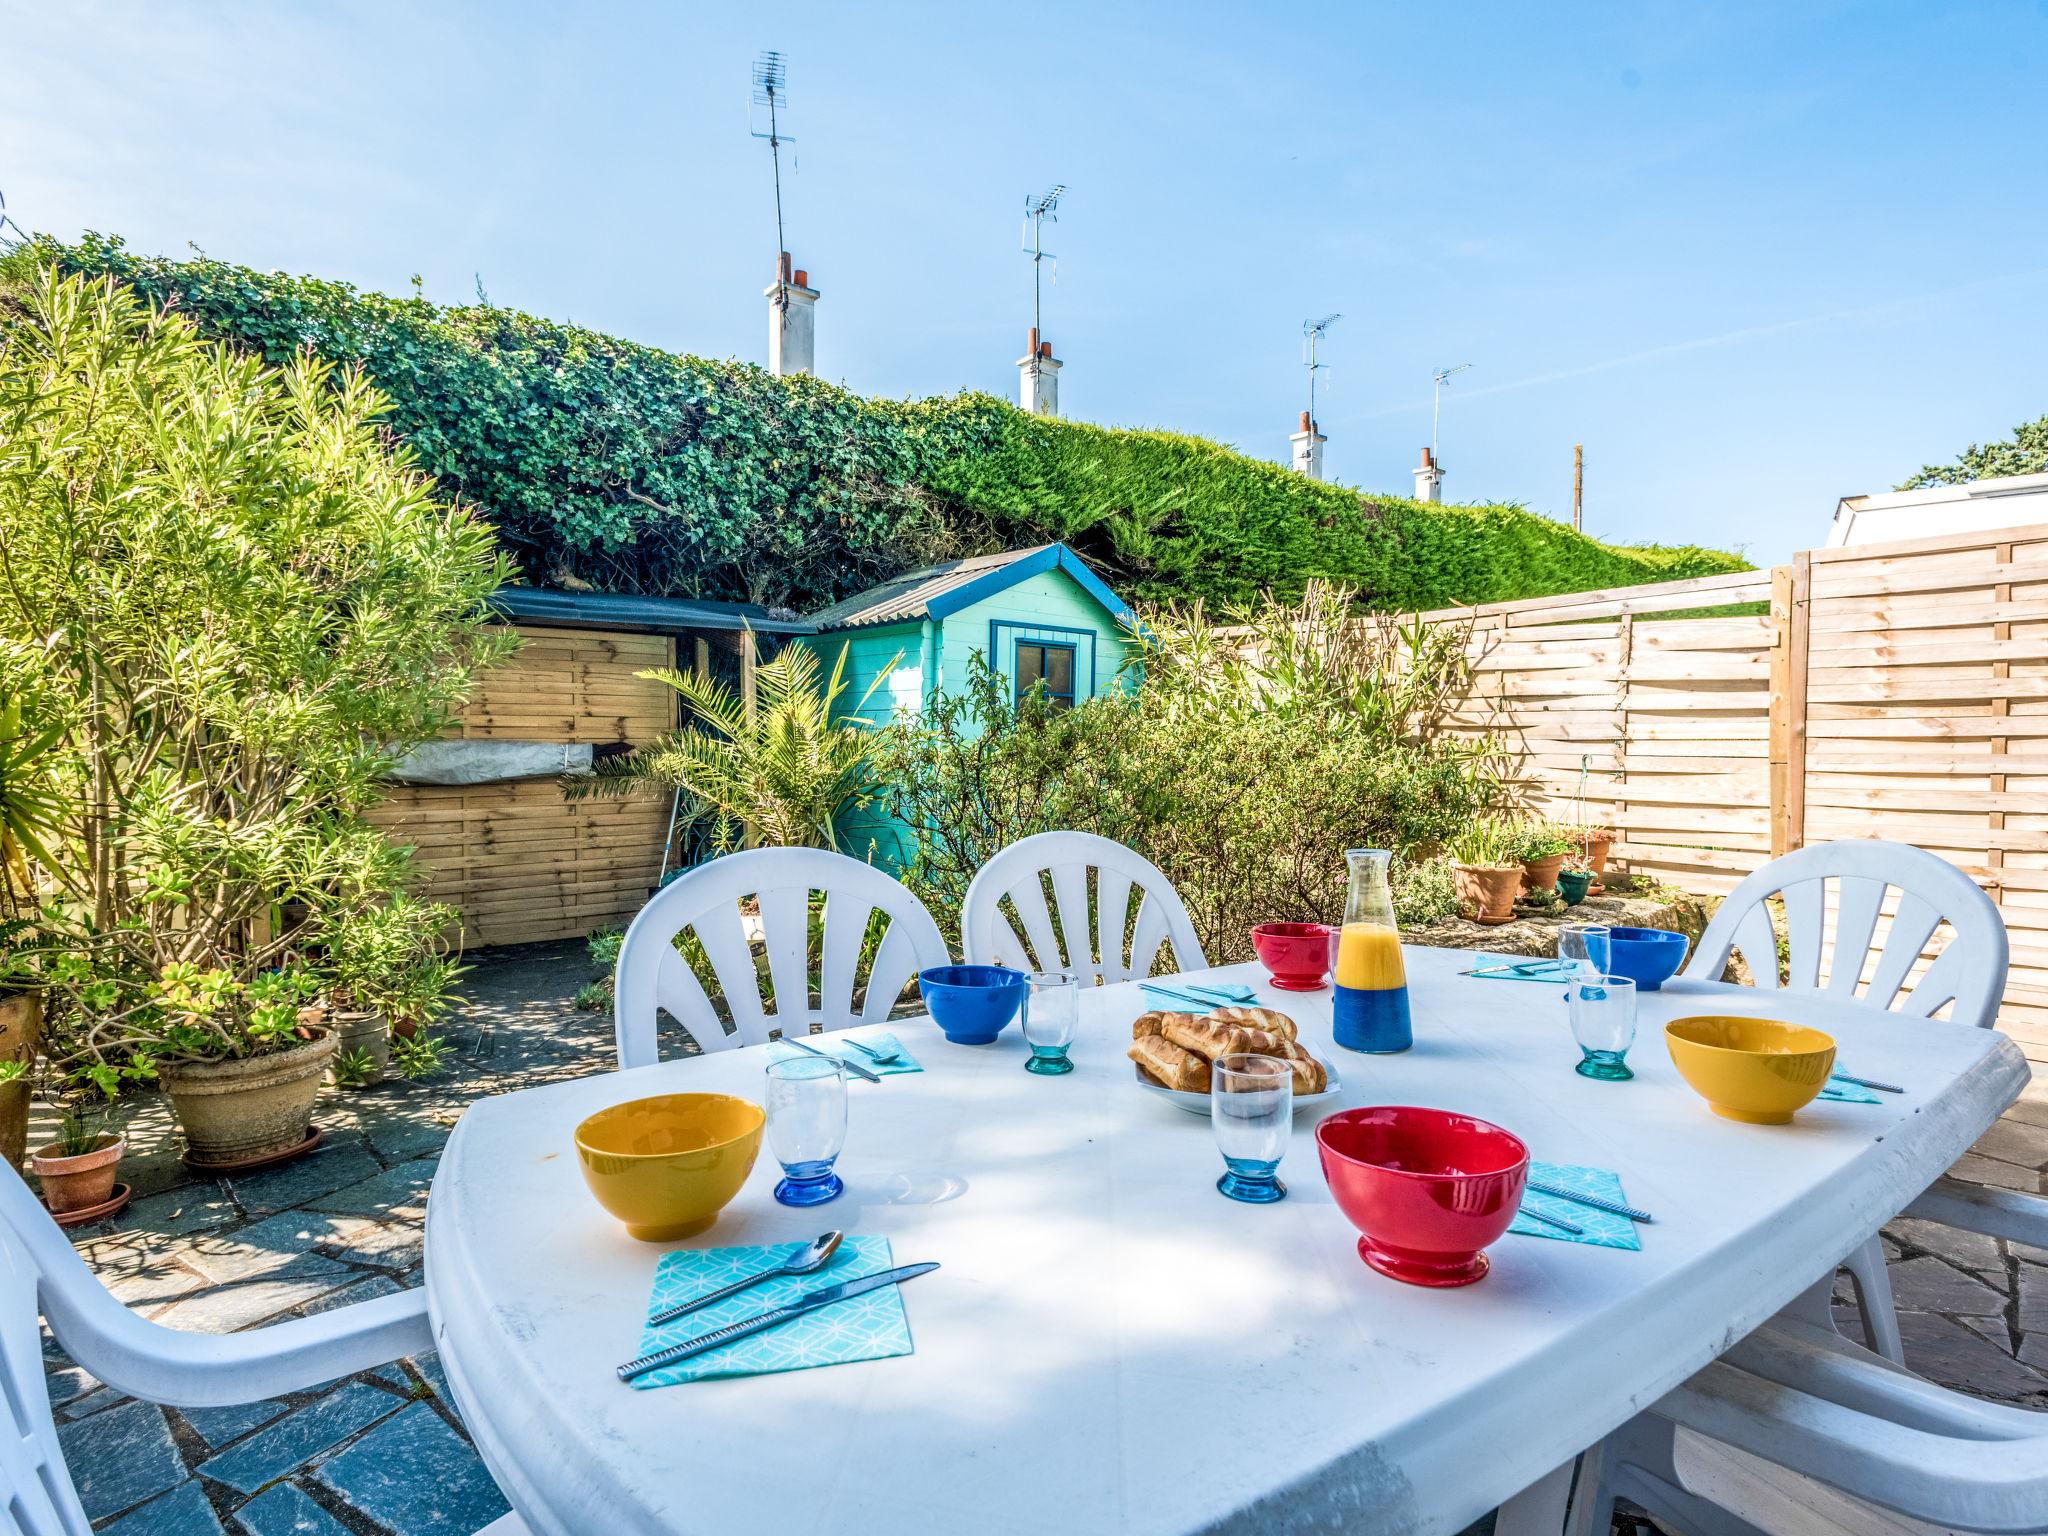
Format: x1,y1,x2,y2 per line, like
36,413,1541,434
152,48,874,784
1212,1053,1292,1202
1022,971,1079,1075
1567,973,1637,1081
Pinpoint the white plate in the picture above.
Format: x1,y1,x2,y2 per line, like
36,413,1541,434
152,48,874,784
1133,1064,1343,1116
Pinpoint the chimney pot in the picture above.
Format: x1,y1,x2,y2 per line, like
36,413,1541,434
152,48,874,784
1039,340,1052,358
779,251,792,283
1299,410,1312,432
792,268,808,288
1027,326,1039,355
1420,446,1434,469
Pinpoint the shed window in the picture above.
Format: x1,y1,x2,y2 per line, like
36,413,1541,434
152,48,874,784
1015,641,1078,708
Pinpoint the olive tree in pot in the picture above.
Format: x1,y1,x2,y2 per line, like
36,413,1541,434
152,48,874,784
0,267,511,1165
0,686,66,1164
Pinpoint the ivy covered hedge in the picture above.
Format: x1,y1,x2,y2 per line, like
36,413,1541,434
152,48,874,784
16,235,1745,611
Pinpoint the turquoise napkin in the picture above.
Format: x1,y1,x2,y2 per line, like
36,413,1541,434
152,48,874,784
766,1031,922,1076
1510,1160,1642,1251
1819,1072,1882,1105
628,1233,915,1390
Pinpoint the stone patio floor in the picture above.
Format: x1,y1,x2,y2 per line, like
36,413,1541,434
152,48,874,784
39,942,2048,1534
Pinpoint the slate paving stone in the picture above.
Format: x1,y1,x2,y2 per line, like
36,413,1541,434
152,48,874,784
1886,1215,2005,1274
56,1382,123,1420
57,1398,187,1522
99,1252,209,1312
1898,1310,2048,1402
1889,1254,2010,1317
117,1183,240,1238
409,1351,459,1420
1950,1152,2041,1193
178,1395,291,1451
2019,1262,2048,1333
155,1270,362,1336
296,1272,402,1316
362,1113,456,1164
1972,1117,2048,1170
101,1478,225,1536
310,1213,423,1271
305,1157,439,1221
313,1400,510,1533
232,1480,355,1536
227,1141,384,1217
197,1380,402,1495
185,1211,363,1285
45,1359,99,1408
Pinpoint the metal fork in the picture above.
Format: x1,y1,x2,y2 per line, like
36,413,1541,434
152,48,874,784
782,1035,882,1084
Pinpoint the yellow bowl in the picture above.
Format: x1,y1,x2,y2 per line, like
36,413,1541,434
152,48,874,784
1665,1015,1837,1125
574,1093,765,1241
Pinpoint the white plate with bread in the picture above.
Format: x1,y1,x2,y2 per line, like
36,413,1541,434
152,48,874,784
1127,1005,1340,1115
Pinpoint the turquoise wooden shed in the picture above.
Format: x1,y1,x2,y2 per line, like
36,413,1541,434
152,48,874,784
800,543,1138,868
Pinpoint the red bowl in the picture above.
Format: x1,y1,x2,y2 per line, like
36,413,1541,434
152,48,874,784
1250,922,1337,991
1315,1106,1530,1287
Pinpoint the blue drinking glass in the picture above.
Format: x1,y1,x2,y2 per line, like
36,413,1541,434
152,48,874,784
1212,1054,1292,1202
766,1055,847,1206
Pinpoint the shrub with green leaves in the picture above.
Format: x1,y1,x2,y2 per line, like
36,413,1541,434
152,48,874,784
0,267,509,1092
19,234,1747,614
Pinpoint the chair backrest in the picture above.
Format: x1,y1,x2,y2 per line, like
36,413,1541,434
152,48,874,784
612,846,951,1069
960,831,1207,986
0,1170,116,1536
1681,839,2008,1030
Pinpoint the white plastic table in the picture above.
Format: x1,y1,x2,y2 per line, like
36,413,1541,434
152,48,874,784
424,945,2027,1536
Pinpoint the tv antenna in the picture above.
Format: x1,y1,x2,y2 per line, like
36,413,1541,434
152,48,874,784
1302,313,1341,427
750,51,794,312
1022,184,1065,350
1431,362,1472,461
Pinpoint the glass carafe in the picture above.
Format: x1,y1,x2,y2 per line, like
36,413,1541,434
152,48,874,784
1333,849,1412,1053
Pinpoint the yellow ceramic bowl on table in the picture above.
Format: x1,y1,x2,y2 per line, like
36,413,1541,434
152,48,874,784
574,1093,765,1241
1665,1015,1837,1125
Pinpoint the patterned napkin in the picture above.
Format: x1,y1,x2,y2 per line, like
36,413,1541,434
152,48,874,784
1818,1072,1882,1105
766,1031,922,1076
1509,1160,1642,1251
627,1233,915,1390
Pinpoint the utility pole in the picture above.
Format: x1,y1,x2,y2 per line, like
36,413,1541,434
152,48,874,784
1573,443,1584,533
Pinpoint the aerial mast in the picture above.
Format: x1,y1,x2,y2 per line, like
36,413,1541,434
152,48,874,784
1430,362,1472,462
1302,313,1341,427
751,51,794,315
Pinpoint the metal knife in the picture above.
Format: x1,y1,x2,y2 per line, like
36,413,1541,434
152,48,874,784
617,1262,939,1381
782,1033,882,1084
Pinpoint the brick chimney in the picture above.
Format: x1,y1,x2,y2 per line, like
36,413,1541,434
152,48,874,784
1413,445,1444,503
1017,327,1061,416
1290,410,1326,480
765,252,819,377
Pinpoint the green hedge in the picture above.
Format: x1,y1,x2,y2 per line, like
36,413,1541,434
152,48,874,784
14,235,1745,611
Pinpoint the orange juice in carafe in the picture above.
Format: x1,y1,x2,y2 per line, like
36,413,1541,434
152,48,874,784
1332,851,1412,1053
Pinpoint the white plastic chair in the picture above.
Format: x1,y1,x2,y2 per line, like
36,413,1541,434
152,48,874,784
1681,838,2009,1365
960,831,1207,986
0,1166,528,1535
1573,1179,2048,1534
612,846,950,1069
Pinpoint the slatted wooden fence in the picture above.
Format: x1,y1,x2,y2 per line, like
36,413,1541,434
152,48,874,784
1420,521,2048,1066
367,625,678,948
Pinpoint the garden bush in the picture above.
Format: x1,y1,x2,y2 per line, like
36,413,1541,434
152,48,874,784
875,591,1499,962
17,235,1746,614
0,267,509,1093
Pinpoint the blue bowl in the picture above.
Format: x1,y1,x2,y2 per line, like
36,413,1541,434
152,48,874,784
1605,927,1689,992
918,965,1027,1044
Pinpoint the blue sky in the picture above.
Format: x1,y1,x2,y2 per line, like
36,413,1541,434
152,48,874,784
6,0,2046,565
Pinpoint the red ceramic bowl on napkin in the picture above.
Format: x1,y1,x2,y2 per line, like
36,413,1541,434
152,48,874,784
1316,1106,1530,1287
1250,922,1337,991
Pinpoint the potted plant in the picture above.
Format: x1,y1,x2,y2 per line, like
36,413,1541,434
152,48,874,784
0,690,62,1136
1557,858,1594,907
145,964,334,1167
30,1095,123,1218
1510,821,1575,897
1581,825,1617,888
322,895,460,1086
0,1060,29,1171
1447,819,1523,926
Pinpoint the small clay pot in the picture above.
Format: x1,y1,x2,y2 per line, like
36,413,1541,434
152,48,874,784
0,1077,30,1171
1519,854,1566,896
1453,864,1522,926
1557,869,1594,906
32,1134,124,1214
1585,830,1614,876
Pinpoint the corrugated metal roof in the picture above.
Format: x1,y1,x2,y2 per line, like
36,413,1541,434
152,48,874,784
803,545,1061,630
488,587,818,635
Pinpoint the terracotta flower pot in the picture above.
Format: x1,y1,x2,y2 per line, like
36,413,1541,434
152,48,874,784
160,1031,337,1165
1585,830,1615,876
331,1009,392,1088
1519,854,1566,896
0,991,41,1063
1453,864,1522,926
32,1133,124,1214
0,1077,30,1171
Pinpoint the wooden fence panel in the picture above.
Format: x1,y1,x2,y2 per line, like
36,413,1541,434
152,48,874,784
367,624,677,947
1419,522,2048,1068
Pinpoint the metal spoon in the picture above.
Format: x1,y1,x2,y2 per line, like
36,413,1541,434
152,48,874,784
647,1232,845,1327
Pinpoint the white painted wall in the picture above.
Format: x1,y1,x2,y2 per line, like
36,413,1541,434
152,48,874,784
1827,472,2048,546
